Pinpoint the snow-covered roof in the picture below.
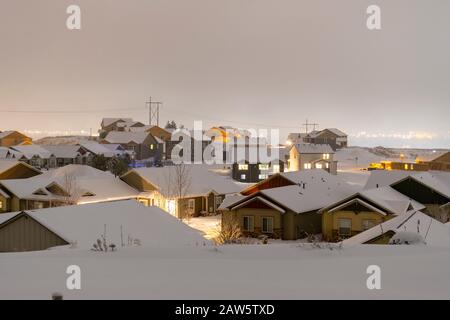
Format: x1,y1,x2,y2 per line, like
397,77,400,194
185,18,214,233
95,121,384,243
78,141,116,157
415,151,448,162
321,186,425,216
104,131,152,144
9,145,54,159
0,165,138,203
225,170,356,214
0,200,208,249
41,145,83,159
343,211,450,246
308,128,347,138
365,170,450,199
292,143,334,154
128,125,154,132
0,131,29,140
124,165,244,198
0,159,40,175
101,118,133,127
0,147,9,159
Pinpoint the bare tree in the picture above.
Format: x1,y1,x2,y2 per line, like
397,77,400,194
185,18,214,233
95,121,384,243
61,173,82,205
170,163,192,220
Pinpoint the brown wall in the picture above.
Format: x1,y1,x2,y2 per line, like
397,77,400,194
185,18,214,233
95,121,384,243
0,214,68,252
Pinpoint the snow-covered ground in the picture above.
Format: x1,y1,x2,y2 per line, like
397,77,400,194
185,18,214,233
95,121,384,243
186,215,222,240
1,243,450,299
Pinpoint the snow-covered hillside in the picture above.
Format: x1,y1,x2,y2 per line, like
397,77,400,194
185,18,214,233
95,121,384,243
1,244,449,299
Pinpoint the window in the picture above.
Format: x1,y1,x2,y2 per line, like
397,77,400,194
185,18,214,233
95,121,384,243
304,163,312,169
262,217,274,233
258,164,269,171
240,174,246,180
238,164,248,170
188,199,195,212
362,219,376,231
315,163,323,169
325,162,329,169
243,216,254,232
338,219,352,237
323,153,330,160
150,144,155,150
404,164,409,170
272,164,280,173
410,164,414,170
215,196,223,209
258,174,268,180
0,200,3,210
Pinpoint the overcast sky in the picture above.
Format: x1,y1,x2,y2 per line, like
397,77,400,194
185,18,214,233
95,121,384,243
1,0,449,148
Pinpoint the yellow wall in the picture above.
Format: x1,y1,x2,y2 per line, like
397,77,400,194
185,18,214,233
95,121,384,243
322,210,389,242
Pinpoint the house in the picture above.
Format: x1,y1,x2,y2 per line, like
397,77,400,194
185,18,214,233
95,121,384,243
102,131,162,161
220,170,356,240
342,210,450,246
121,165,244,219
426,151,450,172
0,131,32,147
288,143,337,174
205,126,252,143
99,118,145,136
320,186,425,242
365,170,450,221
41,145,88,167
303,128,348,150
0,160,41,181
232,160,284,183
8,145,57,169
368,161,430,172
0,200,208,252
0,165,139,213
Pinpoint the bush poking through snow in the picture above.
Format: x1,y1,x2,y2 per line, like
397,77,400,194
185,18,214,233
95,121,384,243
389,231,426,245
212,218,242,244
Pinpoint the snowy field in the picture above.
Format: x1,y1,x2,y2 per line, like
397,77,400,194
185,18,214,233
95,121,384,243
1,243,450,300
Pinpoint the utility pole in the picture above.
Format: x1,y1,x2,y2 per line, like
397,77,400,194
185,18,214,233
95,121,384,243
145,96,163,126
302,119,319,134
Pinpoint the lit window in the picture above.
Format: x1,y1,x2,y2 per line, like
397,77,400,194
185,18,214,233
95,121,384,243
243,216,254,232
150,144,155,150
258,174,268,180
404,164,409,170
272,164,280,173
410,164,414,170
262,217,274,233
338,219,352,237
323,153,330,160
167,200,177,216
304,163,312,169
0,200,3,210
238,164,249,171
325,163,329,169
362,220,376,231
258,164,269,171
316,163,323,169
240,174,246,180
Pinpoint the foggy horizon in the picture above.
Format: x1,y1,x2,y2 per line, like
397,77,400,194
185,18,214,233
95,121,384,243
1,0,449,148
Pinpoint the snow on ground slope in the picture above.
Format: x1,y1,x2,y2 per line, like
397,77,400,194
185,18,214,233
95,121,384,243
186,215,222,239
1,244,450,299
